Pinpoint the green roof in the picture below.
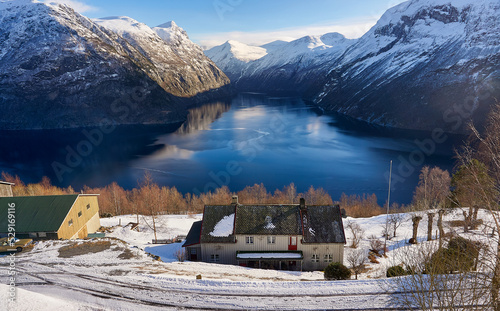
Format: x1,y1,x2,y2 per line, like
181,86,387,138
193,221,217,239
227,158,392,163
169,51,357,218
0,195,79,233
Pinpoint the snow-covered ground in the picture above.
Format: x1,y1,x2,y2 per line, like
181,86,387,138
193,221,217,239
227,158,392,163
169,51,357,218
1,209,497,310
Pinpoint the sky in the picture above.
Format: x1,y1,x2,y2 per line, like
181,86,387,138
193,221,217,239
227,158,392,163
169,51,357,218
43,0,408,48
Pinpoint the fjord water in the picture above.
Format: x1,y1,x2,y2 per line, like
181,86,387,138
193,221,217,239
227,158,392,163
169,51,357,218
0,94,463,204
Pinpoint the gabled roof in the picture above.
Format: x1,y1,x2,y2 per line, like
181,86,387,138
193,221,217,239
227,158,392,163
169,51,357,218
183,220,202,247
234,205,301,235
198,203,345,244
0,195,80,233
301,205,346,244
200,205,236,243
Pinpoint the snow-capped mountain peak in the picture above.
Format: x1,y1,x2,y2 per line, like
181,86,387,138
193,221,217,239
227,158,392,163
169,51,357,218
93,16,159,42
153,20,191,47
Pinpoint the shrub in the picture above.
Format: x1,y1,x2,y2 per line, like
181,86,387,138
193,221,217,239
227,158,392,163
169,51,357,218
369,235,384,254
426,237,480,274
387,265,406,278
174,248,187,262
324,262,351,280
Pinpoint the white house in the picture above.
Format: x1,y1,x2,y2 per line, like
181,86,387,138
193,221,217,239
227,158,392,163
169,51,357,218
183,197,346,271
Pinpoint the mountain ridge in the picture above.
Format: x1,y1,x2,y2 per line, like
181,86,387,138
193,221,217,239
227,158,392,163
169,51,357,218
0,0,230,130
205,0,500,133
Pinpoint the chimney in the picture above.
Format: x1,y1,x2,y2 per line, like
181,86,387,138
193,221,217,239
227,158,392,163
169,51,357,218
299,198,306,211
232,195,239,205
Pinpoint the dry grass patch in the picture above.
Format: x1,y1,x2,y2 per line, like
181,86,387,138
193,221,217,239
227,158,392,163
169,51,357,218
118,248,139,260
58,240,111,258
108,269,130,276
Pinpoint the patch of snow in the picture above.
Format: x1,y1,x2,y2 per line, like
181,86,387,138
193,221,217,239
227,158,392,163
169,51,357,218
209,213,235,237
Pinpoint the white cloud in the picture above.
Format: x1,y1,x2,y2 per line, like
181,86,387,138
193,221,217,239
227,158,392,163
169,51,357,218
194,16,380,49
41,0,98,13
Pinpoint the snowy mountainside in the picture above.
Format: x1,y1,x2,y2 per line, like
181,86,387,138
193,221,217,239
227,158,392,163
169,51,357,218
314,0,500,133
204,40,268,82
152,21,230,96
0,0,229,129
206,33,356,95
206,0,499,133
94,17,230,98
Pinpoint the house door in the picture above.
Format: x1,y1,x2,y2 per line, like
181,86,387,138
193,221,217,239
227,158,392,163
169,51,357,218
189,248,198,261
288,236,297,250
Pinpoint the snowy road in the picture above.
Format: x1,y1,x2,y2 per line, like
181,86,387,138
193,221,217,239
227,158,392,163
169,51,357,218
1,260,409,310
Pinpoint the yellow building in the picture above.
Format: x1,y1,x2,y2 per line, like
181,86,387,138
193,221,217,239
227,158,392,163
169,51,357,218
0,181,14,197
0,194,100,240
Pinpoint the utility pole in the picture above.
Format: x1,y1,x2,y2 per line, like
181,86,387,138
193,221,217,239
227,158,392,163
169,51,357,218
384,160,393,255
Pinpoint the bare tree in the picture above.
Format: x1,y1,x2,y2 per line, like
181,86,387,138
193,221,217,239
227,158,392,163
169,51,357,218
437,209,446,248
345,220,365,249
346,248,367,280
388,213,405,238
451,159,496,230
412,166,451,242
174,248,187,262
457,103,500,310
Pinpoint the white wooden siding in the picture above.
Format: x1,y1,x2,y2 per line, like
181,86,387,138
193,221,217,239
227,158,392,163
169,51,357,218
200,234,345,270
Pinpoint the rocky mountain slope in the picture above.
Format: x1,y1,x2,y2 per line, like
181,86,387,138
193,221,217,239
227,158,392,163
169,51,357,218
314,0,500,133
0,0,230,129
206,0,499,133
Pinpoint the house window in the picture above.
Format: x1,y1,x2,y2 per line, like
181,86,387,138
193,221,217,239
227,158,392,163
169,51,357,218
210,254,220,263
29,232,37,238
68,219,73,227
78,211,82,217
312,254,319,263
86,204,91,210
324,254,333,262
245,236,254,244
267,236,276,244
38,232,47,238
190,248,197,255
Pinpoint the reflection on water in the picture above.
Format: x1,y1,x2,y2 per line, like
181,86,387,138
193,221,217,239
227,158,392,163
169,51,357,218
176,102,231,135
0,94,464,204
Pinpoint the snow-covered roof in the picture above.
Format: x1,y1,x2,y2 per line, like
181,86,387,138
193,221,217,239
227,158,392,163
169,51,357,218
209,213,234,237
197,202,345,244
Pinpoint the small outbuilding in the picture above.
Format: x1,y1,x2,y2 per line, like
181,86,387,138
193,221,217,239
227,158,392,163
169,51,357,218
0,194,100,240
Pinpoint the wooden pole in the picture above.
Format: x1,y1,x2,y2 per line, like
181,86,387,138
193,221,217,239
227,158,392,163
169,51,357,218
384,160,393,254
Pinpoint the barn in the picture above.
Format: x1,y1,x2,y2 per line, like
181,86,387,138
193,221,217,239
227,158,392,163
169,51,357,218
0,194,101,240
0,181,14,197
183,197,346,271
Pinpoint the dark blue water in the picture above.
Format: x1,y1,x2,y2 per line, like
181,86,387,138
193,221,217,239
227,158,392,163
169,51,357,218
0,94,465,205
